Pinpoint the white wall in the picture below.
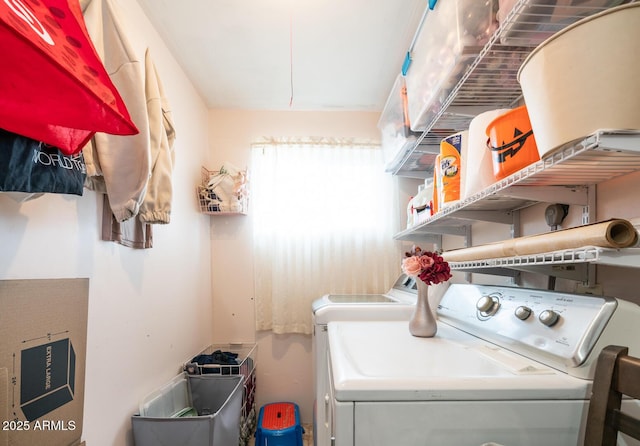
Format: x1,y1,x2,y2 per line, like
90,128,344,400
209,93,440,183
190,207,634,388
0,1,212,445
206,110,382,423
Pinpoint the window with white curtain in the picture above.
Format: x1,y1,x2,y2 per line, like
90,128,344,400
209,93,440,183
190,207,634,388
250,137,402,334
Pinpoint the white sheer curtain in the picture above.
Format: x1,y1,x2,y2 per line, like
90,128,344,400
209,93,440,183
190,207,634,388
251,137,402,334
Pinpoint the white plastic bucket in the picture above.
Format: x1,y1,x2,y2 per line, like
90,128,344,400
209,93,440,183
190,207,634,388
517,3,640,158
463,108,510,199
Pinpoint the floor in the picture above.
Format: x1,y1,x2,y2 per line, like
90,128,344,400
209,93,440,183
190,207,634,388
249,423,313,445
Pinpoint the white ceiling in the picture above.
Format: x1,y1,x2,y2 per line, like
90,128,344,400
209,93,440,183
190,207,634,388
135,0,426,111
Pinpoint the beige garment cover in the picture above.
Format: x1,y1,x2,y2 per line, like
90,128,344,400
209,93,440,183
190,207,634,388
138,48,177,224
101,49,176,248
81,0,151,222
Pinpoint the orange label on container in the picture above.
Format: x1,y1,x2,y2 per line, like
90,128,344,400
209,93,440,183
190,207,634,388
492,128,534,164
486,105,540,181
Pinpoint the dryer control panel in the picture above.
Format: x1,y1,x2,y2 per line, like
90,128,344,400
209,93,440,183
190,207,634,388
437,284,617,370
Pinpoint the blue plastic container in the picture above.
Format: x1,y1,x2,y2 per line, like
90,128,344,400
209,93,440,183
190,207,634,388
254,402,303,446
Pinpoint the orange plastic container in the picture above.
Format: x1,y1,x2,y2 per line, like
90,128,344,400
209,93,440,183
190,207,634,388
486,105,540,180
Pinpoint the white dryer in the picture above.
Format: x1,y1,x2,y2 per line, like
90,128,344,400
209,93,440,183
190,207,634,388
327,284,640,446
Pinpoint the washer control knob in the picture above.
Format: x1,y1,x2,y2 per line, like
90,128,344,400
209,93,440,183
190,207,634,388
539,309,560,327
476,295,500,315
515,306,532,321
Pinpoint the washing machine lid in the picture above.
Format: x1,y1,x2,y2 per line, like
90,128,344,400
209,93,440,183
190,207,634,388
311,274,417,324
314,294,399,307
328,321,590,402
326,294,397,303
312,297,414,324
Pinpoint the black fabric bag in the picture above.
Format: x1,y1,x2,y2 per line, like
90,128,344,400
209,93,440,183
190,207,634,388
0,128,86,195
191,350,240,375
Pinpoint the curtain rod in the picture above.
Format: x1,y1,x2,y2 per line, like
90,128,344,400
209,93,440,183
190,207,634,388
251,137,381,148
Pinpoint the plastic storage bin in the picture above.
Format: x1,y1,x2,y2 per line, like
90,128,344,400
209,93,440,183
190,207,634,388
255,402,304,446
132,373,244,446
137,373,196,418
405,0,497,131
378,74,422,172
185,344,257,446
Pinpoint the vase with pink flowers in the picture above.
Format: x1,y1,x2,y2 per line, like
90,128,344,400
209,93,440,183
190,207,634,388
401,246,452,337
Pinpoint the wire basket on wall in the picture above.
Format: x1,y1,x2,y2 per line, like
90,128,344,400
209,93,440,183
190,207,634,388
196,165,249,215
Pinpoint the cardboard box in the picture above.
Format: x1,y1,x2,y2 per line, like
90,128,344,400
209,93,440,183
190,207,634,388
1,367,7,446
0,279,88,446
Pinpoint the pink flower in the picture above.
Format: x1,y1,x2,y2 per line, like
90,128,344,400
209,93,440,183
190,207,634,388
418,255,434,270
402,256,422,277
402,246,452,285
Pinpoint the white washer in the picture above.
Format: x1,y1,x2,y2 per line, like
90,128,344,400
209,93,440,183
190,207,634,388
312,274,421,446
326,284,640,446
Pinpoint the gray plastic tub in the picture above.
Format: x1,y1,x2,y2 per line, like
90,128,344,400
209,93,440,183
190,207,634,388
132,374,244,446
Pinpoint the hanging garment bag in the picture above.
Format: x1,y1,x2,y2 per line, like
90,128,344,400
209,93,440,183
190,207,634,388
0,129,86,195
0,0,138,155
